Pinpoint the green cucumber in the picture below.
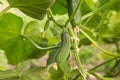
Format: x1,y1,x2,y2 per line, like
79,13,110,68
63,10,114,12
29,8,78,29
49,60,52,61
66,0,81,27
55,31,70,64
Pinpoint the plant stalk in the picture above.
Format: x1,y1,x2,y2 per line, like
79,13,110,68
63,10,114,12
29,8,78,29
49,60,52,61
81,0,115,21
66,0,86,79
22,35,60,50
88,56,120,72
79,26,117,57
49,10,63,28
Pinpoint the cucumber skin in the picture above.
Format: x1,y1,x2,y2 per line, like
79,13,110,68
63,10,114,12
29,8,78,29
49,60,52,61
66,0,81,27
56,31,70,64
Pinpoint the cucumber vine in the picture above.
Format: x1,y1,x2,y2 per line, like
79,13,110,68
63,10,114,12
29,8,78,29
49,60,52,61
0,0,120,80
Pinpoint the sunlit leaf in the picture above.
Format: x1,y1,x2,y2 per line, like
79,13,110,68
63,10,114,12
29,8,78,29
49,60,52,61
0,13,47,65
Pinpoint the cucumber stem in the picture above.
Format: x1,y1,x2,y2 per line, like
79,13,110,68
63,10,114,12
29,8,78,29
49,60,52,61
79,25,117,57
68,26,86,80
22,35,60,50
66,0,86,79
49,10,63,28
73,26,87,80
88,56,120,72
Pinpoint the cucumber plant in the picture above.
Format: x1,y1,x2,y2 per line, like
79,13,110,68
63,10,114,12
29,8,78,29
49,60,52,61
0,0,120,80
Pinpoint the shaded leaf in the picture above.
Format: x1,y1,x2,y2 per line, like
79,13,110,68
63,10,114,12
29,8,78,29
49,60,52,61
7,0,55,20
79,38,92,47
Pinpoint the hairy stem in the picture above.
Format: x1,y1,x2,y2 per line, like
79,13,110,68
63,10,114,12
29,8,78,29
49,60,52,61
66,0,86,79
79,25,117,57
68,27,86,80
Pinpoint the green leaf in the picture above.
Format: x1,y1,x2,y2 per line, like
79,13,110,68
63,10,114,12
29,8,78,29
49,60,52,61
7,0,55,20
101,12,120,43
23,67,47,80
0,13,25,65
84,0,95,10
49,66,64,80
51,0,67,15
81,0,95,15
85,14,101,29
24,21,49,58
79,38,91,46
0,13,47,65
110,0,120,11
58,62,71,77
24,21,45,44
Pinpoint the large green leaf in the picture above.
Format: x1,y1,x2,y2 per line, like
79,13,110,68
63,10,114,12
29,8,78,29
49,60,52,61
7,0,55,20
0,13,47,65
24,21,48,58
51,0,67,15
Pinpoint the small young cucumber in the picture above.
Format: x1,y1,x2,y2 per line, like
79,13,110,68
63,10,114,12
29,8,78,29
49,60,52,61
44,19,50,31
